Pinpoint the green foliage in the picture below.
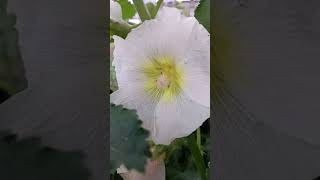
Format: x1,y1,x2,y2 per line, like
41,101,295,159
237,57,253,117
148,0,163,19
186,134,208,180
110,20,131,39
164,122,210,180
165,139,199,180
195,0,210,31
110,60,118,92
132,0,151,21
110,44,118,92
0,0,27,98
0,131,90,180
110,104,151,173
146,2,157,18
117,0,136,20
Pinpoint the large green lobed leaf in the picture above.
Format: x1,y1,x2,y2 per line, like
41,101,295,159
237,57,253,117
110,104,150,173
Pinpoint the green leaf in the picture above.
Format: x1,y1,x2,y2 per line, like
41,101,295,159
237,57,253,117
110,64,118,92
110,20,131,39
152,0,163,18
132,0,151,22
146,2,156,18
145,0,163,19
187,134,208,180
110,104,151,174
0,0,27,98
195,0,210,31
117,0,136,20
110,44,118,92
170,170,200,180
165,139,200,180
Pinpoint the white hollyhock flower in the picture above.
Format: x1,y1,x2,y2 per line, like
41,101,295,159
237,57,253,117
117,159,165,180
111,7,210,145
110,0,123,22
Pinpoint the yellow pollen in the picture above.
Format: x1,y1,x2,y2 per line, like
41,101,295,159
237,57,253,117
142,56,184,102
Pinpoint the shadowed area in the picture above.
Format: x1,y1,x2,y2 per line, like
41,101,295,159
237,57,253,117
213,0,320,179
212,77,320,179
0,131,90,180
0,89,9,103
0,0,107,179
0,0,28,100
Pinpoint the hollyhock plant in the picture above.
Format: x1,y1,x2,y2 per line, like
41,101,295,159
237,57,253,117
110,0,210,179
111,7,209,145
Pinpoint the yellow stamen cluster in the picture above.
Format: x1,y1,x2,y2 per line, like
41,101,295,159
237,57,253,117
142,56,184,102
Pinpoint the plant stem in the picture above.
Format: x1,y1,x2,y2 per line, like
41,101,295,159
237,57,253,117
132,0,151,21
196,128,202,152
152,0,164,18
187,133,207,180
110,20,131,38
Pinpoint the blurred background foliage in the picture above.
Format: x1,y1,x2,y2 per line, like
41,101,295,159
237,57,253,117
0,0,27,103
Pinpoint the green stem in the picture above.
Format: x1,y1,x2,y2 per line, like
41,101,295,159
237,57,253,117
196,128,201,152
187,133,207,180
132,0,151,21
152,0,163,18
110,20,131,38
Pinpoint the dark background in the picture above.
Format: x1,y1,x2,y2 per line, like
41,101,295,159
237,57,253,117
0,0,108,180
213,0,320,179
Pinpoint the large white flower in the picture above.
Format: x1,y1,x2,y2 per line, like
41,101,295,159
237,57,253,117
111,7,210,145
110,0,123,22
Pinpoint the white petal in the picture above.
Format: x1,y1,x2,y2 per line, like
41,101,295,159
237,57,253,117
182,63,210,107
112,36,157,132
184,20,210,73
117,164,129,174
111,89,157,132
110,0,123,22
124,7,199,62
111,90,136,110
113,36,148,76
112,36,149,91
153,94,210,145
179,20,210,107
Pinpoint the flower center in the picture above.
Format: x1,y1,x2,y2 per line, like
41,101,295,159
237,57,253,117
156,74,170,89
142,56,184,101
